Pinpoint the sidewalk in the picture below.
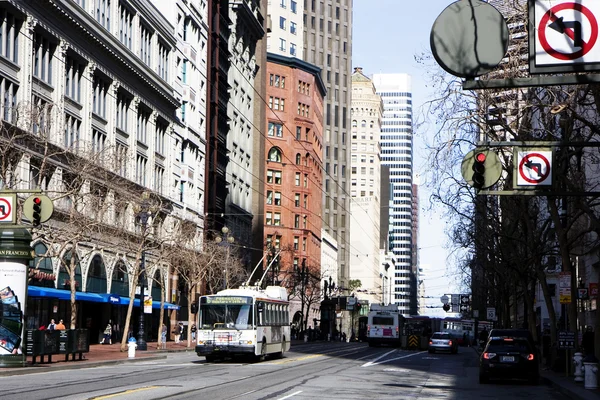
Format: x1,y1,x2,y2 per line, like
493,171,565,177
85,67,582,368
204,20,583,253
0,340,195,376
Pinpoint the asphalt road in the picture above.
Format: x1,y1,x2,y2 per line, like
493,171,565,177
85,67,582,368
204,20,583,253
0,342,572,400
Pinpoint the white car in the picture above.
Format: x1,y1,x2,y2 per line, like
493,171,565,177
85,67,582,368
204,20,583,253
428,332,458,354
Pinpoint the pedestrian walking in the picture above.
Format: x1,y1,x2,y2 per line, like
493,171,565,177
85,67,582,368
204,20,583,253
191,323,197,342
100,321,112,344
174,322,184,344
55,319,66,330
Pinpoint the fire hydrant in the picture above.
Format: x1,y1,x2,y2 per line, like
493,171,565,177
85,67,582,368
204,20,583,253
574,352,584,382
583,354,599,390
128,337,137,359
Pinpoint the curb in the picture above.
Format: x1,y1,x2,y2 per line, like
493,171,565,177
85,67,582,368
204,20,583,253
0,354,168,377
540,376,588,400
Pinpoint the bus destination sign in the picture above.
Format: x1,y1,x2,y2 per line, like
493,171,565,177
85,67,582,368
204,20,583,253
203,296,252,305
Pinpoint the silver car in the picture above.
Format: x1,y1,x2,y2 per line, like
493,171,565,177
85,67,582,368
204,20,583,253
428,332,458,354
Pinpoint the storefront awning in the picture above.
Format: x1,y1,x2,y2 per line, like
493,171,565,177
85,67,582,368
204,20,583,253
28,286,180,310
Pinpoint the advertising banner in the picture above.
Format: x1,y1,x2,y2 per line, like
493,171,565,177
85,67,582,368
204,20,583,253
560,271,572,304
0,261,27,355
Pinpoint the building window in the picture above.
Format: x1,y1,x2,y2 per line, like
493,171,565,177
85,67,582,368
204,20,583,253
294,193,300,207
274,192,281,206
154,164,164,193
291,1,297,13
137,107,150,144
280,0,286,8
302,237,307,251
295,172,300,186
135,154,147,186
155,120,167,155
268,147,282,162
116,92,129,132
295,153,301,165
92,129,107,155
0,78,16,123
266,190,273,204
290,22,297,35
65,56,84,102
139,23,152,66
268,122,283,137
116,142,128,177
267,169,282,184
32,95,51,135
158,42,168,81
296,126,301,140
294,214,299,228
293,236,299,250
96,0,111,30
303,194,308,208
269,74,285,88
280,17,286,30
92,75,109,118
0,10,21,64
274,212,281,226
290,43,296,56
64,114,80,149
266,212,272,225
119,2,133,49
279,38,286,52
33,33,54,85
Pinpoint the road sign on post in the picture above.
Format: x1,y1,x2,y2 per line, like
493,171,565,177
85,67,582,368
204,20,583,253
487,307,496,320
514,148,553,187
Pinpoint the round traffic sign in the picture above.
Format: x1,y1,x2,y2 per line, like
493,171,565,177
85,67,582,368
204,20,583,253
0,197,12,221
518,152,551,184
440,295,449,304
538,2,598,61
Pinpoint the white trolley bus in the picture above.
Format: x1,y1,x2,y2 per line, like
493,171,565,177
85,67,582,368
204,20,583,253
195,285,291,362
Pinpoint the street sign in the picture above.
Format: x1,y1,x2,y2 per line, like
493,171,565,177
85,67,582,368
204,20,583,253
440,295,449,304
515,149,553,187
0,194,16,224
530,0,600,73
558,331,576,349
487,307,496,320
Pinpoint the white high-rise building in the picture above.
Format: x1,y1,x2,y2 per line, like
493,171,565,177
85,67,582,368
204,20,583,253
349,67,382,305
372,73,415,315
267,0,304,59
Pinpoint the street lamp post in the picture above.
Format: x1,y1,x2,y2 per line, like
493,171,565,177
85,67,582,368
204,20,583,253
135,193,154,351
215,226,234,289
296,259,309,331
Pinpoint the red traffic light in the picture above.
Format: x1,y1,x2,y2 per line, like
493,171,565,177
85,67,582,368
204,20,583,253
475,152,486,163
33,197,42,205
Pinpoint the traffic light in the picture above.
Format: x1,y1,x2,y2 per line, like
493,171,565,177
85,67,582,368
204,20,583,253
443,303,451,312
32,197,42,226
472,152,486,189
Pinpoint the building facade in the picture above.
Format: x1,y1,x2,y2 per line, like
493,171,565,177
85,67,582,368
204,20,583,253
266,0,303,59
3,0,198,342
372,73,416,315
303,0,353,289
349,67,382,305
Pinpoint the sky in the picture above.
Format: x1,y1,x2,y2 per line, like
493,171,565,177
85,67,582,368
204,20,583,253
351,0,464,316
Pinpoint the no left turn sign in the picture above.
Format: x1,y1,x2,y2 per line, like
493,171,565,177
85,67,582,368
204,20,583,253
516,150,553,186
533,1,600,69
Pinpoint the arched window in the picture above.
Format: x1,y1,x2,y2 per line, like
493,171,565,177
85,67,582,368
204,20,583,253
268,147,282,162
295,153,301,165
352,120,357,127
58,250,82,291
31,243,55,288
305,153,310,166
87,254,107,293
112,260,129,296
361,120,366,127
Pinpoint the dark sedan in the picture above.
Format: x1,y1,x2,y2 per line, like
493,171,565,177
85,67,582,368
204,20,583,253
479,337,539,384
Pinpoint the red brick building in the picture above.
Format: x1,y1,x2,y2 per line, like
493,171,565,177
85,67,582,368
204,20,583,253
264,53,326,281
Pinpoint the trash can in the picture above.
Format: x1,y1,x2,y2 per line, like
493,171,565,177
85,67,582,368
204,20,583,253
583,355,599,390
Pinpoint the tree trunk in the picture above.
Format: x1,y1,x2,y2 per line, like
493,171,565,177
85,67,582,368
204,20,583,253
157,278,165,349
69,245,77,330
120,257,140,352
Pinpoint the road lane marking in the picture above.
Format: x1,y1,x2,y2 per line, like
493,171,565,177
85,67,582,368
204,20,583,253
361,349,397,367
267,354,324,365
278,391,303,399
90,386,160,399
362,351,426,367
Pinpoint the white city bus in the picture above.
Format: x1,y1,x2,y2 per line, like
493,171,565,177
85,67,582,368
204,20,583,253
195,285,291,362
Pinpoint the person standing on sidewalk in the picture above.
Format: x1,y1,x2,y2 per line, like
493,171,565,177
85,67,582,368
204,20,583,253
174,322,183,344
55,319,66,330
191,324,197,342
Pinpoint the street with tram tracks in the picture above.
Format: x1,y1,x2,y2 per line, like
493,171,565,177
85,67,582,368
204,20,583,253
0,341,577,400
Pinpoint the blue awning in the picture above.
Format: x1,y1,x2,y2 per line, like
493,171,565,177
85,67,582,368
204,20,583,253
28,286,180,310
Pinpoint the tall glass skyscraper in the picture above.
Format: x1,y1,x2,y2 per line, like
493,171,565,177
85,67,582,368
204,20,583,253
372,73,416,315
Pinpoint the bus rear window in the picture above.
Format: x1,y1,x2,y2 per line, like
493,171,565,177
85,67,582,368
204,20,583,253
372,317,394,325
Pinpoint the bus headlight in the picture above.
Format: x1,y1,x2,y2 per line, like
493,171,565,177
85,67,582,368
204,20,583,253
198,340,205,345
239,340,253,345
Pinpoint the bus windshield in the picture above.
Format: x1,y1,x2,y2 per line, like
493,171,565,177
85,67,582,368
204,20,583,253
200,304,254,330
